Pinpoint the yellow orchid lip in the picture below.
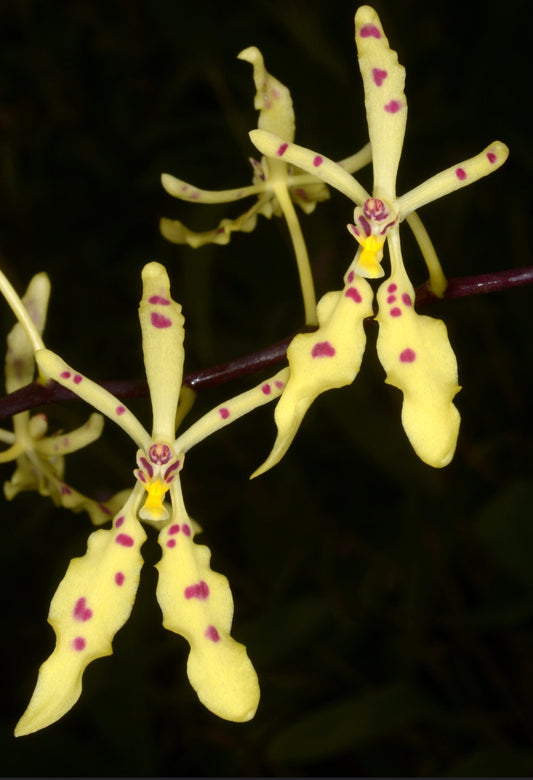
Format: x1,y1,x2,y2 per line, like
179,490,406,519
139,478,170,521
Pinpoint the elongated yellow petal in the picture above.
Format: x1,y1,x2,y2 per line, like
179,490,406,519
250,130,370,206
156,480,259,722
355,6,406,202
376,229,460,467
160,193,272,248
5,273,50,394
253,276,374,477
35,349,150,451
161,173,261,203
139,262,184,441
176,367,289,454
396,142,509,217
36,413,104,457
238,46,295,141
15,487,146,736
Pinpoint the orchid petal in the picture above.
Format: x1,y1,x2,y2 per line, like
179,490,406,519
159,193,272,248
35,349,150,451
252,277,374,477
156,480,259,722
238,46,295,141
161,173,261,204
176,367,289,454
36,413,104,457
355,5,407,202
138,262,184,441
376,228,460,467
250,129,370,206
5,273,50,394
396,142,509,217
15,487,146,736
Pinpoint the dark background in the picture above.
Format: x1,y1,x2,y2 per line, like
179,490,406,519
1,0,532,775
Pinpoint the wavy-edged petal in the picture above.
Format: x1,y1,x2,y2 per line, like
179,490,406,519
396,141,509,217
35,349,150,451
253,276,374,477
15,486,146,736
159,193,272,248
376,228,460,467
355,5,406,202
238,46,295,141
156,479,259,722
176,367,289,454
250,129,370,206
5,273,50,394
138,262,184,441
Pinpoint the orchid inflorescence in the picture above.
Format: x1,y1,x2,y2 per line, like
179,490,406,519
0,5,512,736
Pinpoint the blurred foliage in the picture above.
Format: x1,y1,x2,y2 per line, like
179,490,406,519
1,0,532,776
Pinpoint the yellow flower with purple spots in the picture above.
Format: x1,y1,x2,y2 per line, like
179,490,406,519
14,262,288,736
250,5,508,473
160,45,371,325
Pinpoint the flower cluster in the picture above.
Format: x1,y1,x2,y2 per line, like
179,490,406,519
0,4,509,737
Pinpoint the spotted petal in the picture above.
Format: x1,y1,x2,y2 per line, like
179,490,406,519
156,480,259,722
15,487,146,736
376,228,460,467
252,276,374,477
396,141,509,217
355,6,407,202
250,130,370,206
238,46,295,141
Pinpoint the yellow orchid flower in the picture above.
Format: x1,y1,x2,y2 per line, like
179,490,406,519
14,261,288,736
160,45,372,325
0,272,120,524
250,5,508,473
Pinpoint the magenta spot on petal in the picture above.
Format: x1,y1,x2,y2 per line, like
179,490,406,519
72,636,86,651
455,167,467,180
182,524,191,537
99,502,112,516
205,625,220,642
277,143,288,156
386,294,396,304
274,380,284,389
400,348,416,363
402,293,412,307
60,370,71,379
384,100,402,113
168,524,180,535
148,295,170,305
73,597,93,622
487,151,497,163
150,312,172,329
313,155,323,167
372,68,388,86
219,407,230,419
115,533,134,547
73,374,82,384
166,539,176,549
390,307,402,317
115,572,125,586
311,341,336,358
347,270,355,283
184,580,210,600
261,383,271,395
345,286,362,303
61,484,72,495
116,405,126,416
387,283,397,293
115,515,124,528
360,23,381,38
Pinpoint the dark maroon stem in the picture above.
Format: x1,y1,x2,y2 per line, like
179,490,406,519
1,265,531,420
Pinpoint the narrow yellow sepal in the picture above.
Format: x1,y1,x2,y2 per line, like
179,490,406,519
253,277,374,477
5,273,50,394
238,46,295,142
156,481,259,722
15,488,146,736
375,240,460,467
139,262,184,441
